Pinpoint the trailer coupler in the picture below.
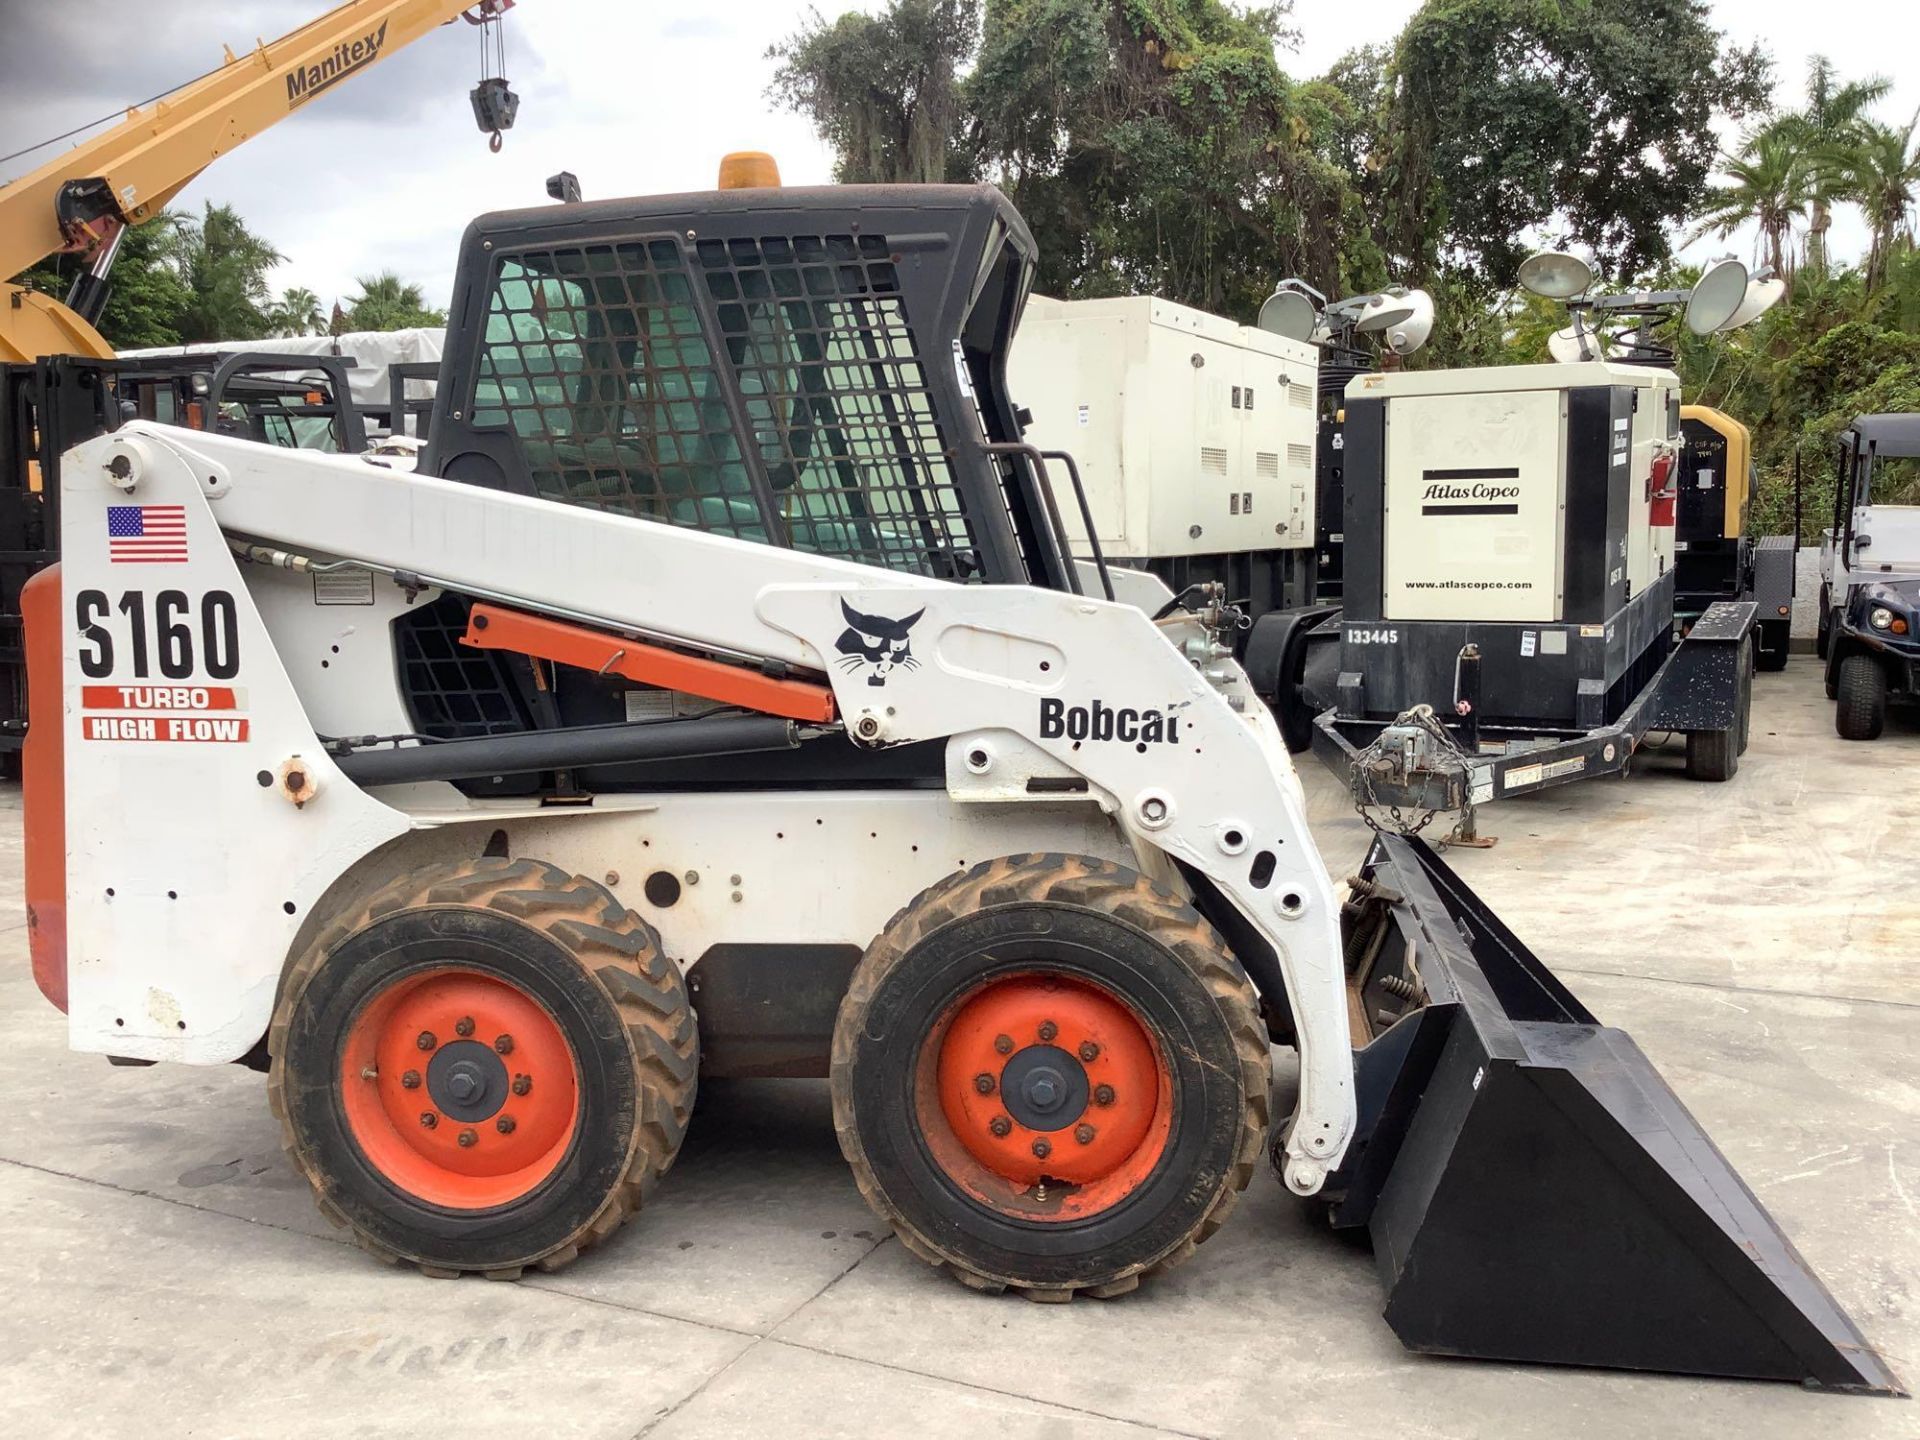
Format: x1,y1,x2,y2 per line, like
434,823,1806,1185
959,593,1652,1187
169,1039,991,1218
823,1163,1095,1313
1306,834,1902,1392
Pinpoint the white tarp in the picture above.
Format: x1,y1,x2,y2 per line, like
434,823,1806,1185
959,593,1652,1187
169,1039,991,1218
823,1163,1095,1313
119,327,445,414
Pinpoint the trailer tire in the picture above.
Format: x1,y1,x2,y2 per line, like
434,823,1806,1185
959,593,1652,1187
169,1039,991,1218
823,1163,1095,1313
269,856,696,1277
1685,723,1739,781
832,854,1269,1301
1736,640,1753,756
1756,621,1790,672
1834,654,1887,741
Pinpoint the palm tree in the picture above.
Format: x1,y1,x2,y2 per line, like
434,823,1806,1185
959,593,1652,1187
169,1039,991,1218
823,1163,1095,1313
343,271,447,331
1781,57,1890,276
270,286,325,336
1689,126,1809,278
170,202,286,341
1849,111,1920,291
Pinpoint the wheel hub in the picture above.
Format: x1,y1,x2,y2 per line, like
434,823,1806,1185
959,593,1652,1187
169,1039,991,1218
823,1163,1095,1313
998,1044,1089,1132
337,968,580,1209
927,973,1171,1216
427,1040,508,1122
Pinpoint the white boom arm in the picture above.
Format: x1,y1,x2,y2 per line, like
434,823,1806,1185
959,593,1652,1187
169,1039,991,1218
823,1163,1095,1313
55,421,1356,1192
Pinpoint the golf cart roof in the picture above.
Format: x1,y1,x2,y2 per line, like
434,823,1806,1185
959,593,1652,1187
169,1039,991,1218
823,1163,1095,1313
1844,414,1920,456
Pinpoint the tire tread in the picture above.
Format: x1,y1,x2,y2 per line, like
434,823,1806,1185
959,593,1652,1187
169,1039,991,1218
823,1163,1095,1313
267,855,696,1277
831,854,1270,1303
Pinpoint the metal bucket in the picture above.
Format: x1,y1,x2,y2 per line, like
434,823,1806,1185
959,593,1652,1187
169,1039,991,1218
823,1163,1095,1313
1315,834,1901,1393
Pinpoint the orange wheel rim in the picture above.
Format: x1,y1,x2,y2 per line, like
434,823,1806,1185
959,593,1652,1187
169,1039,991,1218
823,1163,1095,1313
916,974,1172,1222
338,968,579,1209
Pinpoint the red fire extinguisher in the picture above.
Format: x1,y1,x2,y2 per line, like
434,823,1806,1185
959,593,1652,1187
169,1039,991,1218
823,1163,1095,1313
1648,449,1677,527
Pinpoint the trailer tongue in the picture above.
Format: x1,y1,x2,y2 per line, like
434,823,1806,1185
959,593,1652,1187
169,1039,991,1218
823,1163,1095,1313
1323,835,1901,1392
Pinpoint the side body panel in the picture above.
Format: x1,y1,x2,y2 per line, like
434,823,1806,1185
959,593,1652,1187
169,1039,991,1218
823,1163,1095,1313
1008,295,1318,561
1380,388,1564,623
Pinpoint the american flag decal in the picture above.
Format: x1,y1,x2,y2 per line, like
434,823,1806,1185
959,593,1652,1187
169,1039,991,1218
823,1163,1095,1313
107,505,189,564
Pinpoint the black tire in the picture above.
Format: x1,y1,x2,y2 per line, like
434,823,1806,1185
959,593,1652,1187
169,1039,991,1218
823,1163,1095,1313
1756,621,1790,672
1816,588,1832,661
832,854,1269,1300
1686,723,1739,781
1276,680,1316,755
1835,654,1887,741
1736,639,1753,756
1826,657,1841,700
269,856,696,1277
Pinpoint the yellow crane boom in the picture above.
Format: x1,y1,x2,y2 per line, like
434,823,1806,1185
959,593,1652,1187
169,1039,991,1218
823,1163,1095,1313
1,0,513,363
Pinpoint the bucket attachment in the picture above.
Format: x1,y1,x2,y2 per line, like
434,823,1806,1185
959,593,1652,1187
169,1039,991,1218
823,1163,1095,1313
1319,834,1902,1394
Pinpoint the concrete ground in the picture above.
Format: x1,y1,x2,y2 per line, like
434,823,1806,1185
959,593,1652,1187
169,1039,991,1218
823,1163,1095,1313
1,656,1914,1439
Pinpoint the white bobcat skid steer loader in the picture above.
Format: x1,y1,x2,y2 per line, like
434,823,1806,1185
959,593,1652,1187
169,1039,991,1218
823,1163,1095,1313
19,176,1896,1392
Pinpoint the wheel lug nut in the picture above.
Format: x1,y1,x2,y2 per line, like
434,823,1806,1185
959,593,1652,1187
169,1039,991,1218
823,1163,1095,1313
401,1070,421,1089
416,1030,436,1051
1075,1123,1096,1144
511,1074,532,1096
496,1115,516,1135
1031,1138,1052,1159
1037,1020,1058,1042
1094,1084,1115,1106
457,1129,478,1148
1079,1041,1099,1062
419,1112,437,1129
974,1073,995,1094
494,1034,514,1055
455,1016,475,1037
993,1034,1013,1055
989,1115,1012,1138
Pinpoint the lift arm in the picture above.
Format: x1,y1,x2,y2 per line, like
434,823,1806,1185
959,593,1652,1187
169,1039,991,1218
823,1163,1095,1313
1,0,511,363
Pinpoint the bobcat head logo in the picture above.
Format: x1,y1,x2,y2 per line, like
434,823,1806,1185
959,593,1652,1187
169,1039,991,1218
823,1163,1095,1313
834,599,924,687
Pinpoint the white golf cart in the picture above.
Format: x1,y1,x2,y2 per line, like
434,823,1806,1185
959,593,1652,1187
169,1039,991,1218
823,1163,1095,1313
1818,413,1920,739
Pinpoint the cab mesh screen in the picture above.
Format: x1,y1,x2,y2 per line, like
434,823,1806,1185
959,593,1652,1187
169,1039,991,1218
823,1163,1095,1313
468,232,981,578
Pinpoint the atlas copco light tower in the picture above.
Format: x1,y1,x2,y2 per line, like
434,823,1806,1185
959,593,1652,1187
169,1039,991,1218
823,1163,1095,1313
15,163,1896,1392
1266,254,1787,820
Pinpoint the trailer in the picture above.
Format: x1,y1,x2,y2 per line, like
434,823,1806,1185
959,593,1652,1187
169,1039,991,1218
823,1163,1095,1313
1268,361,1755,831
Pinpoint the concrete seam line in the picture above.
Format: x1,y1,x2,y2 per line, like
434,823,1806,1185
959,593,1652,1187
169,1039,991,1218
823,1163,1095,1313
1553,964,1920,1012
629,1338,765,1440
759,1336,1209,1439
517,1277,760,1340
763,1229,894,1333
0,1152,358,1246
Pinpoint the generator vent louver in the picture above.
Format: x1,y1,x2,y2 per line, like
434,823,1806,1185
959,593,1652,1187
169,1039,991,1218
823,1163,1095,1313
1256,451,1280,480
1289,383,1313,409
1288,442,1313,468
1201,446,1229,476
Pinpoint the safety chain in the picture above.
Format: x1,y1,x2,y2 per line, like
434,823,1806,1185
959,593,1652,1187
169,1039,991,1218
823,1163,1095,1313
1349,703,1479,840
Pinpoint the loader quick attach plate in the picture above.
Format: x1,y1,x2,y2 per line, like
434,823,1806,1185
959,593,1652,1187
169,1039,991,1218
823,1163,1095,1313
1325,835,1902,1393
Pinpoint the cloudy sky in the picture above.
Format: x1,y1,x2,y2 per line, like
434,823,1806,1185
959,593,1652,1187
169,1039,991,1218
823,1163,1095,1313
1,0,1914,313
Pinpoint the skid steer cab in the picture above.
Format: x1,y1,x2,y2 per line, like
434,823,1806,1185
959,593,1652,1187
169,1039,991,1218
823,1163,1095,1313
17,168,1898,1393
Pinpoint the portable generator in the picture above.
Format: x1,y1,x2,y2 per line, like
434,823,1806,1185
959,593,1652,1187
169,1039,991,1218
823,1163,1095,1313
1284,360,1756,807
1008,295,1321,614
1676,405,1795,669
